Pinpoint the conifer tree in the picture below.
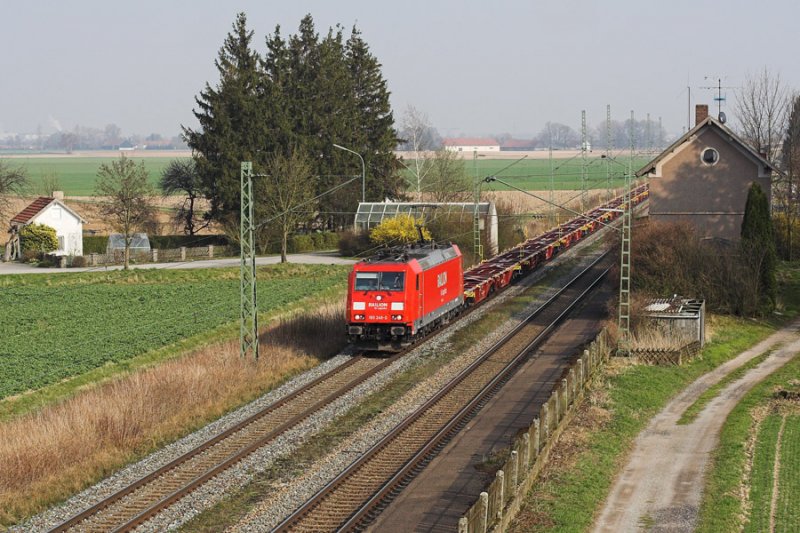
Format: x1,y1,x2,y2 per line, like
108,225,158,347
741,182,777,308
183,12,264,223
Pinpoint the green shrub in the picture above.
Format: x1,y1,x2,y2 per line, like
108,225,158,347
288,234,314,253
20,224,58,254
82,236,108,254
70,256,87,268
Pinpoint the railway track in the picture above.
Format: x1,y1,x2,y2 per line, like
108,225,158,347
48,355,396,533
274,253,611,532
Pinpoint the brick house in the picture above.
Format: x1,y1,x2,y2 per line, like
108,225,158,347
636,105,779,242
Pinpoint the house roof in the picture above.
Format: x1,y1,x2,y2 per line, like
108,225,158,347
442,137,499,147
10,197,86,225
636,117,781,177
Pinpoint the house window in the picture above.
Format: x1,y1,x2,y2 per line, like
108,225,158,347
701,147,719,166
57,236,65,250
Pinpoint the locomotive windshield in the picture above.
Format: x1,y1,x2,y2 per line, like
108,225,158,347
355,271,405,291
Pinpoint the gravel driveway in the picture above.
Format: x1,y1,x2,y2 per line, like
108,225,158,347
592,322,800,533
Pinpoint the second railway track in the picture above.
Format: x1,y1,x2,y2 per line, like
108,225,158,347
275,252,611,532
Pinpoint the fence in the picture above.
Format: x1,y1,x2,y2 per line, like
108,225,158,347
83,245,233,267
632,341,701,366
458,329,614,533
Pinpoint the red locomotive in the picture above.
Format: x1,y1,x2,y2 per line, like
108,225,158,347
346,242,464,351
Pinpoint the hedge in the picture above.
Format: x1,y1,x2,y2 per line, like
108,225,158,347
83,234,229,254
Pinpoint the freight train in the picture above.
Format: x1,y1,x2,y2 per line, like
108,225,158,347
346,185,649,351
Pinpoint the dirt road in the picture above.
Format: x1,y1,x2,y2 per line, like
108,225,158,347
592,323,800,533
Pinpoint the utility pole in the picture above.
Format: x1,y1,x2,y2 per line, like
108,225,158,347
473,150,483,262
240,162,258,359
581,110,588,213
618,112,634,351
606,104,613,203
549,125,556,228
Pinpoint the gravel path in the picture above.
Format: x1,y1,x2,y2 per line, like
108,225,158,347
592,321,800,533
13,239,604,533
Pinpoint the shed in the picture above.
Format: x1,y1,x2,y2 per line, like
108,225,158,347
643,297,706,347
442,137,501,153
636,104,780,242
6,196,85,259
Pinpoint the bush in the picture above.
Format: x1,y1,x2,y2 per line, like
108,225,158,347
20,224,58,254
71,255,87,268
338,230,373,257
287,234,314,253
82,236,109,254
370,215,430,245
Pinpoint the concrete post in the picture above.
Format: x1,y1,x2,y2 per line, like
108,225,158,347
569,369,576,402
510,450,519,494
180,246,186,261
532,418,541,458
522,432,530,468
542,402,550,440
208,244,214,258
553,390,560,425
577,358,584,386
458,517,468,533
480,491,489,533
90,253,97,266
562,378,569,411
59,256,67,268
496,470,505,520
151,249,158,262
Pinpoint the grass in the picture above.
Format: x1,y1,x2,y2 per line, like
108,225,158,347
696,357,800,533
508,315,776,533
744,413,782,533
0,263,349,401
12,156,182,195
677,350,773,425
0,303,346,528
776,415,800,530
402,156,651,193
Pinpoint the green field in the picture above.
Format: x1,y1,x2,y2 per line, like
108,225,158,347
0,264,349,399
10,156,186,196
402,156,651,193
6,154,653,197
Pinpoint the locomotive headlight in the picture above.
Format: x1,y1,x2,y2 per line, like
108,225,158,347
390,302,404,311
391,314,403,321
354,314,365,320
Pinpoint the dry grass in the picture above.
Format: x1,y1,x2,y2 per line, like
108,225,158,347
0,303,345,527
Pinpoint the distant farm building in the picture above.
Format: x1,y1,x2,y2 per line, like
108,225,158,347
500,138,537,151
636,105,779,242
355,201,499,256
6,193,85,259
443,138,500,153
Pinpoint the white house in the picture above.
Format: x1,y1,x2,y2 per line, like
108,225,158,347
442,137,501,153
9,195,85,257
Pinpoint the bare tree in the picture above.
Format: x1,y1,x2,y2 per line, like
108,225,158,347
778,94,800,259
0,159,28,220
39,172,62,197
160,158,209,235
398,105,440,194
95,156,155,269
424,149,471,203
537,122,579,149
734,67,790,163
260,149,315,263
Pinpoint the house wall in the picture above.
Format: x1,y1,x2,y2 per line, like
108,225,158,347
649,127,771,241
444,145,500,152
33,204,83,256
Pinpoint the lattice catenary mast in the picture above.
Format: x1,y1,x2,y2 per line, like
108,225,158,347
240,162,259,359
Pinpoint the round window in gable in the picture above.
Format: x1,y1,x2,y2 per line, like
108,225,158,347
701,147,719,165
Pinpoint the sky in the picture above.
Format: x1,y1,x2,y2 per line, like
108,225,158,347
1,0,799,140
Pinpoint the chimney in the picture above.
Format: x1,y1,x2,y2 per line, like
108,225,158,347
695,104,709,126
52,190,65,200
